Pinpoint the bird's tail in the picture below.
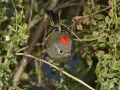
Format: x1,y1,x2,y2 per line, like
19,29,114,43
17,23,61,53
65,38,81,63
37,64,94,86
46,10,60,27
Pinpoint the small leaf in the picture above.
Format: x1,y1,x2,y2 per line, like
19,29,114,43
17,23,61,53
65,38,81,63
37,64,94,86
90,24,96,31
0,80,3,87
84,6,91,14
80,67,91,76
83,17,90,25
77,23,83,31
91,18,96,25
8,25,16,32
102,54,112,60
93,31,99,37
99,43,105,48
23,23,27,30
4,62,11,73
0,73,3,78
97,50,105,59
105,16,110,23
96,14,105,19
92,5,100,12
113,18,120,24
87,55,93,66
98,38,106,43
96,62,101,73
84,35,94,39
0,30,7,34
21,72,30,80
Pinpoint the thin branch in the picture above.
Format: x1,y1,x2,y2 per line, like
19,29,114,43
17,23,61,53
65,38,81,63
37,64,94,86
16,53,95,90
91,0,95,9
27,0,34,32
14,85,24,90
76,0,85,16
89,6,111,17
16,43,45,53
74,33,106,42
77,6,111,24
95,82,100,90
22,0,36,24
56,3,79,10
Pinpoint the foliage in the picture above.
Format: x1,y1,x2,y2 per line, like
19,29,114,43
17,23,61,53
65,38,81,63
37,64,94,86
0,0,120,90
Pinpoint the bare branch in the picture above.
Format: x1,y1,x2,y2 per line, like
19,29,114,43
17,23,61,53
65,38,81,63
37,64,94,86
16,53,95,90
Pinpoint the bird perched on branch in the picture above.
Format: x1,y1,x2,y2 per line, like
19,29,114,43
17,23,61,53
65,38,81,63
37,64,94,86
45,10,75,63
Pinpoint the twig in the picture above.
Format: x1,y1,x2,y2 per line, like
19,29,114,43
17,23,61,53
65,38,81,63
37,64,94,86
14,85,23,90
56,3,79,10
95,82,100,90
35,60,42,84
71,31,82,42
16,53,95,90
22,0,36,24
16,43,45,53
90,6,111,16
27,0,34,32
91,0,95,9
77,6,111,24
55,0,78,10
76,0,85,15
74,33,106,42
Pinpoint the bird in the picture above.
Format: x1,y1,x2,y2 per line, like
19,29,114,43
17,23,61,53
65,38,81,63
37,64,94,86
45,10,75,63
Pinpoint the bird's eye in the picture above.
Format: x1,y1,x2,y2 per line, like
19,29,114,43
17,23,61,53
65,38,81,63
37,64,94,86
60,50,63,53
58,49,63,54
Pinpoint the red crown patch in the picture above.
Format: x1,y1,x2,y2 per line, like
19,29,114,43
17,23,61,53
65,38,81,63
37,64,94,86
58,35,69,45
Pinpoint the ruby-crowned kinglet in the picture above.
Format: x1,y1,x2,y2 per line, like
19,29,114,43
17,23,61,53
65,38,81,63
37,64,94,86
45,10,75,63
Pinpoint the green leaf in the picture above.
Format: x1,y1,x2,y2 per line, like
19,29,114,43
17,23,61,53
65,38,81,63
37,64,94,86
105,16,110,23
16,14,22,24
101,69,106,76
0,80,3,87
98,38,106,43
0,73,3,78
23,23,27,30
96,14,105,19
97,50,105,59
111,61,119,70
84,6,91,14
96,62,101,73
80,67,91,76
0,65,4,72
113,18,120,25
10,56,18,65
99,43,105,48
0,30,7,34
4,62,11,73
1,0,8,2
64,85,68,90
21,72,30,80
107,73,114,78
102,54,112,60
90,23,96,30
93,31,99,37
4,74,10,80
83,35,94,39
92,5,100,12
87,55,93,66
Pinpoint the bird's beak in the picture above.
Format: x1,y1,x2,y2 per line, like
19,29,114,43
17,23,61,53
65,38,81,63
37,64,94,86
64,53,71,58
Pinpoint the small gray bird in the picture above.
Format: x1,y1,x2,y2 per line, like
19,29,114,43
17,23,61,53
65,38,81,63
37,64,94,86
45,10,75,63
